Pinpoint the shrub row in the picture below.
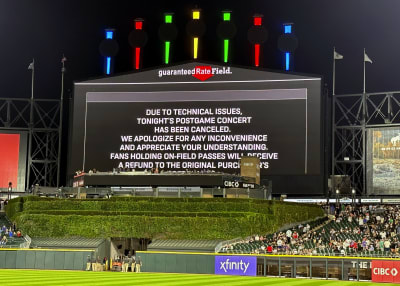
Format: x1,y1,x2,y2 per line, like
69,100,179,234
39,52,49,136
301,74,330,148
23,210,261,218
14,213,269,239
7,196,324,239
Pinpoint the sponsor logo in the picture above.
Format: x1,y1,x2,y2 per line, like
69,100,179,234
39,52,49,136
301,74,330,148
157,66,232,81
223,181,256,189
224,180,240,188
215,256,256,276
372,260,400,283
373,267,398,276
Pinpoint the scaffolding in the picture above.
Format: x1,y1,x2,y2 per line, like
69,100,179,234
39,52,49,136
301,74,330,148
0,97,62,188
332,91,400,195
0,60,64,190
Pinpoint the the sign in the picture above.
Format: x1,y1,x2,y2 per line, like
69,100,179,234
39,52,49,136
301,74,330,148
361,198,381,203
284,198,328,203
383,198,400,204
351,261,371,269
372,260,400,283
157,66,232,81
215,256,257,276
328,198,359,203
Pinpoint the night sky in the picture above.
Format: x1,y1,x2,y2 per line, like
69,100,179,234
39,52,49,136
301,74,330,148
1,0,400,100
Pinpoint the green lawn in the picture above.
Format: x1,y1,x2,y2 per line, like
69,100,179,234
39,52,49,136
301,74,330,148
0,270,394,286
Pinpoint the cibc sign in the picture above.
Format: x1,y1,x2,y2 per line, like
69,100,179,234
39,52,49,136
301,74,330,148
215,256,256,276
372,260,400,283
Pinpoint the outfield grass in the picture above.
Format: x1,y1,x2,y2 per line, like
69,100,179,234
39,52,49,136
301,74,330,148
0,270,395,286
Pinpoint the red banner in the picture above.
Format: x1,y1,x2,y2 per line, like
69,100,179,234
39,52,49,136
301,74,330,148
372,260,400,283
0,134,20,188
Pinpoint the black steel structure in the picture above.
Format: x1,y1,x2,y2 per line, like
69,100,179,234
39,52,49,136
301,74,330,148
332,91,400,195
0,61,64,189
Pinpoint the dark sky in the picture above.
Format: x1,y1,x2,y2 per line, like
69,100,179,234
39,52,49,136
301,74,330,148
1,0,400,99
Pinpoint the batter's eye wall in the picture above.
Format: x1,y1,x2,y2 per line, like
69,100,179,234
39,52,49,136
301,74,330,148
68,62,322,195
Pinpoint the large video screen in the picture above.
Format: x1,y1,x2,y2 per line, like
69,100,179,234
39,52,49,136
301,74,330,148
368,127,400,194
0,133,20,188
83,89,309,175
0,132,27,192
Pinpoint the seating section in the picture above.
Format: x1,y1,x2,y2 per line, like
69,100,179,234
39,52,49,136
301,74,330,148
220,205,400,258
0,213,24,248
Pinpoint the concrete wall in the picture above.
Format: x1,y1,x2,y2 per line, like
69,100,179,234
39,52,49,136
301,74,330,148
138,252,214,274
0,249,94,270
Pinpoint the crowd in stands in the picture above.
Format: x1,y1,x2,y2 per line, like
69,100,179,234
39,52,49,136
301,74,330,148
221,204,400,257
0,206,24,248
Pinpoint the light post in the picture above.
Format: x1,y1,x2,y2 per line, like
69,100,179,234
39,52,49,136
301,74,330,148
351,188,356,207
8,182,12,200
335,189,340,210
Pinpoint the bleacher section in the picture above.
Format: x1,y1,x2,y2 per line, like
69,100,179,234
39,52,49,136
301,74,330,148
220,217,328,255
30,237,105,249
147,239,223,253
0,213,25,248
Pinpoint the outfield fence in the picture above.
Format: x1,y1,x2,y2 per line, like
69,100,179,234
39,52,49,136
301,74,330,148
137,251,400,282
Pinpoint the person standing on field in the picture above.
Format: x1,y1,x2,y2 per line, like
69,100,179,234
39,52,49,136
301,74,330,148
135,256,142,273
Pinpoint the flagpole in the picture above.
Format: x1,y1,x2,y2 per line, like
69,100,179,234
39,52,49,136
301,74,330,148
362,48,367,196
333,47,336,96
27,58,35,190
363,48,366,94
331,47,336,199
57,56,66,188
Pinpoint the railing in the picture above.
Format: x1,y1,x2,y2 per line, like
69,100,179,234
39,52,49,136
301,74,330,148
19,234,32,249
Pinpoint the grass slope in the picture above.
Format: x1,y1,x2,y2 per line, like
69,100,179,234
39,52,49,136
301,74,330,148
0,270,393,286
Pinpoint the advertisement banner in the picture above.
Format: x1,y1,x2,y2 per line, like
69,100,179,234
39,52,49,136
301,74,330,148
215,256,257,276
372,260,400,283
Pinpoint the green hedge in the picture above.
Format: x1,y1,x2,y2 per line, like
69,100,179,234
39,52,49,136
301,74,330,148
7,196,324,239
22,210,261,218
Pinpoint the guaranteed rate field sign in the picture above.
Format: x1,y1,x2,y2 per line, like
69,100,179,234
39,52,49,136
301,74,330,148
215,256,257,276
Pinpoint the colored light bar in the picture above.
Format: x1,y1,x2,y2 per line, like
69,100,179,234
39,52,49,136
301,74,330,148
254,17,262,26
193,10,200,20
135,21,143,30
135,47,141,70
165,14,172,24
106,31,113,39
222,11,231,63
164,14,172,64
254,44,260,67
284,23,292,71
224,39,229,63
223,12,231,21
165,41,170,64
285,52,290,71
284,24,292,34
193,37,198,59
106,57,111,75
104,29,114,75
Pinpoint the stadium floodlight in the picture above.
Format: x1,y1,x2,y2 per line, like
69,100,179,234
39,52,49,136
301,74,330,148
335,189,340,194
352,188,356,194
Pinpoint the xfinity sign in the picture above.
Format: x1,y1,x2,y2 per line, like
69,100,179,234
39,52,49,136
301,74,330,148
215,256,256,276
158,65,232,81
